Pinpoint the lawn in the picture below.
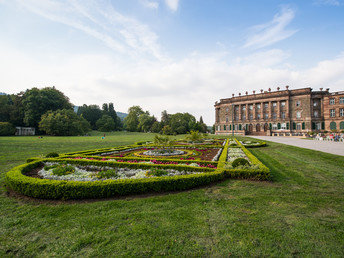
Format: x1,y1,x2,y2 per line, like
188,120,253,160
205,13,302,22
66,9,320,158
1,133,344,256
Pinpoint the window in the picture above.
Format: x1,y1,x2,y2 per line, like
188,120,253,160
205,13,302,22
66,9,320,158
242,106,246,111
272,113,277,119
330,109,335,117
272,102,277,107
224,125,226,130
235,124,238,131
296,100,301,107
242,115,246,120
316,122,321,130
340,108,344,117
257,113,261,119
256,104,261,109
264,103,268,108
296,123,301,130
340,97,344,104
296,111,301,119
235,115,239,121
225,107,229,112
340,121,344,130
272,123,278,130
281,123,286,129
217,125,221,131
226,116,229,122
264,113,269,119
235,106,239,111
249,114,253,120
330,122,336,130
281,101,286,107
313,101,318,107
249,105,253,110
281,112,286,119
330,98,335,105
314,111,318,117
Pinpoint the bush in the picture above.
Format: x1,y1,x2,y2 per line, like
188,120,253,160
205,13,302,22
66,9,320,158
0,122,16,136
96,169,119,179
51,164,75,176
146,168,169,177
46,152,59,158
232,158,249,168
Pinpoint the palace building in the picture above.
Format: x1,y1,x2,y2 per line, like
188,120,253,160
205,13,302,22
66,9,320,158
214,86,344,136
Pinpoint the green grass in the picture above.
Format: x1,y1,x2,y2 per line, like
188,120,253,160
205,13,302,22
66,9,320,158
1,133,344,256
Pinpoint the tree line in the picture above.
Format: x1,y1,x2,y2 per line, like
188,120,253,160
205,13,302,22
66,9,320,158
0,87,208,136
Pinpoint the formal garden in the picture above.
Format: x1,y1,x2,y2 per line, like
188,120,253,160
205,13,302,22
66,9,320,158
1,132,344,256
5,134,269,200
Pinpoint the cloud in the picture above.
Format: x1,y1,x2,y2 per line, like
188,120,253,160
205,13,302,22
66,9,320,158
244,6,298,49
165,0,179,12
313,0,342,6
13,0,165,60
1,40,344,125
140,0,159,9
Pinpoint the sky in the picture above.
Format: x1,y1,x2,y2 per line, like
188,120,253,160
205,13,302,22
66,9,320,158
0,0,344,125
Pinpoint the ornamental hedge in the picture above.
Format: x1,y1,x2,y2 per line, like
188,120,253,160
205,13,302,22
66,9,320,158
5,138,270,200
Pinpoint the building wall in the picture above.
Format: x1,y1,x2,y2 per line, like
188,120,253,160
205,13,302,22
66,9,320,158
214,87,344,135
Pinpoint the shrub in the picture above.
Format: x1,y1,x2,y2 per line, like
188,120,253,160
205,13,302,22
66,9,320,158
146,168,169,177
51,164,75,176
0,122,16,136
96,169,119,179
46,152,59,158
232,158,249,168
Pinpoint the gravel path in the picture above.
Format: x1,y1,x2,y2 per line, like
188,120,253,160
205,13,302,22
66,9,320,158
247,136,344,156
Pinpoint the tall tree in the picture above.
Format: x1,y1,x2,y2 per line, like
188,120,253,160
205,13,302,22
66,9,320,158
124,106,145,132
96,115,116,132
161,110,170,126
77,104,103,129
22,87,73,128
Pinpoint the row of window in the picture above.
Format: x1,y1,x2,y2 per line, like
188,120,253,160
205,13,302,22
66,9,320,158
330,121,344,130
329,97,344,105
330,108,344,117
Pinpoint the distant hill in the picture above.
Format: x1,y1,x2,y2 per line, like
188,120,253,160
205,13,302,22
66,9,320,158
0,92,7,95
117,112,128,120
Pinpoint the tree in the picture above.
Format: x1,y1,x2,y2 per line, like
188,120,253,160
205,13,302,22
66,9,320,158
138,114,156,132
22,87,73,128
77,104,103,130
0,93,25,126
39,109,90,136
0,122,16,136
151,121,162,133
161,110,170,126
124,106,145,131
96,115,116,132
169,113,197,134
162,125,174,135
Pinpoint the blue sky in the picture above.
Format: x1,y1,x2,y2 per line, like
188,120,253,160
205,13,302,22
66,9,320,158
0,0,344,124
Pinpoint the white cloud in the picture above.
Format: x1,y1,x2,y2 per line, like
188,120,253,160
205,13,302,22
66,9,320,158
13,0,165,60
140,0,159,9
313,0,342,6
1,41,344,125
244,6,298,49
165,0,179,12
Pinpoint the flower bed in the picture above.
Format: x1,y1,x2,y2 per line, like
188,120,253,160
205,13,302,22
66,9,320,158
5,138,270,200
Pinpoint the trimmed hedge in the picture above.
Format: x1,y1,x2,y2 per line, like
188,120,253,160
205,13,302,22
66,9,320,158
6,137,270,200
5,161,225,200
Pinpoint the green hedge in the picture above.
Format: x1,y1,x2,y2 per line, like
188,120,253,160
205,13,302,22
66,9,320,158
5,161,225,200
6,137,271,200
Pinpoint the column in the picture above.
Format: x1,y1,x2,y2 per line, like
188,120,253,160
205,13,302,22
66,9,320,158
245,104,249,121
286,99,290,118
269,101,273,119
261,102,264,120
253,103,256,120
277,100,281,118
239,104,242,120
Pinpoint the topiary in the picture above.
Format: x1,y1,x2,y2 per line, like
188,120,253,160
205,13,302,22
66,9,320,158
46,152,59,158
232,158,249,168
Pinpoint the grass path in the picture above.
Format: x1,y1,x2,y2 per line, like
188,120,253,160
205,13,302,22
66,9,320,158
1,133,344,256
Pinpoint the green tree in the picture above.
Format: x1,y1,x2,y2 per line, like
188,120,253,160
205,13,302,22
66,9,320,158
39,109,90,136
0,93,25,126
151,121,162,133
96,115,116,132
124,106,145,132
138,114,156,132
0,122,16,136
77,104,103,130
22,87,73,128
162,125,174,135
169,113,197,134
161,110,170,126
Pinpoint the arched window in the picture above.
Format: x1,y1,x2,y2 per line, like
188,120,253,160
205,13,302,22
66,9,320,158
340,121,344,130
302,122,305,130
239,124,242,130
330,122,337,130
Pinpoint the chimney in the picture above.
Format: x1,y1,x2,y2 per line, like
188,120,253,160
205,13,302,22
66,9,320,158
286,85,289,90
245,91,248,95
253,90,256,94
268,88,271,92
277,87,280,91
260,89,263,93
320,88,323,91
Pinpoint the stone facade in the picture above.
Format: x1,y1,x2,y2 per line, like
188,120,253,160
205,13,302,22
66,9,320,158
214,87,344,136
